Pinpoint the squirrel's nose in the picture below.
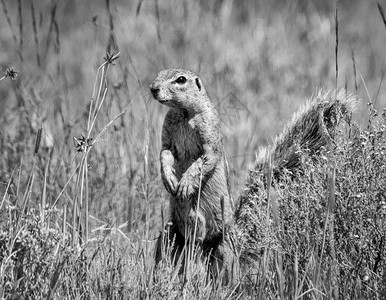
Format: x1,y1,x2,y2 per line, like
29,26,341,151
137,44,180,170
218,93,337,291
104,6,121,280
150,87,160,98
150,83,160,99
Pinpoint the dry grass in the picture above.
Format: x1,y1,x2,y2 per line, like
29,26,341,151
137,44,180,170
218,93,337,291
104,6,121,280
0,0,386,299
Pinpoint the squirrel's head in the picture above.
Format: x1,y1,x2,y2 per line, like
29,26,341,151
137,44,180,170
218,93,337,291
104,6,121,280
150,69,209,112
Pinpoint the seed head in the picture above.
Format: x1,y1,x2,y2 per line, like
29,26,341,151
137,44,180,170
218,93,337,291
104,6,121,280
103,51,120,65
73,135,93,152
0,66,18,81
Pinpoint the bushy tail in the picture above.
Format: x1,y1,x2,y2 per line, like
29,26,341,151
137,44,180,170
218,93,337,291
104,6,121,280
231,89,357,267
253,89,356,180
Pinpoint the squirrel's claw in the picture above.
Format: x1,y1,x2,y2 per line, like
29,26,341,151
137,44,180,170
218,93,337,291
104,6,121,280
177,177,196,200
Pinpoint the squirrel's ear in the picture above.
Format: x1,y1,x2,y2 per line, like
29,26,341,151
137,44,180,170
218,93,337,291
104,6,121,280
195,78,202,91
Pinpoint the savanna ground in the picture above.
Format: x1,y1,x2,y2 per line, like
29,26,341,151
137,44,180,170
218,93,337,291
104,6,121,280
0,0,385,299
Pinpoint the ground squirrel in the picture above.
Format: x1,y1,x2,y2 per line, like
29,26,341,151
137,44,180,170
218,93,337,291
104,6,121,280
150,70,356,282
150,69,234,268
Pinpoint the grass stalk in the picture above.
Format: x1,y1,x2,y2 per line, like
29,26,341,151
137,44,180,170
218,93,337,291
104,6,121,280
0,168,16,211
17,0,23,61
192,168,203,250
144,137,149,247
335,0,339,89
52,160,82,207
70,52,120,248
41,155,50,223
377,3,386,29
30,0,41,68
1,0,21,60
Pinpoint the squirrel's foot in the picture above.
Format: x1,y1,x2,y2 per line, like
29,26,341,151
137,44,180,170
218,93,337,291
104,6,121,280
162,167,179,196
176,174,197,200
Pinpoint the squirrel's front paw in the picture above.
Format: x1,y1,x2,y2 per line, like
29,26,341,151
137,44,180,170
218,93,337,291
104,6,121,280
161,168,178,196
177,175,197,200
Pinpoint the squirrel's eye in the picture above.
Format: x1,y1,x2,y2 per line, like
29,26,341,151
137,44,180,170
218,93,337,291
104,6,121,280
175,76,187,84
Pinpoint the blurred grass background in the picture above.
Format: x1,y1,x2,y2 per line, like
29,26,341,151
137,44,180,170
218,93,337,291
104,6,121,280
0,0,385,264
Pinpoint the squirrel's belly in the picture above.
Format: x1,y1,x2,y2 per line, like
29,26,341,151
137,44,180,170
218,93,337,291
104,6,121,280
172,125,203,177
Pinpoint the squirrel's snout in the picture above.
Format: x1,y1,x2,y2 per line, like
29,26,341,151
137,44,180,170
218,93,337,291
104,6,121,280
150,83,160,99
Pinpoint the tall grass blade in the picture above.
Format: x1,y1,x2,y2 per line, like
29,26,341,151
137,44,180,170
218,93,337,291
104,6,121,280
30,0,41,67
377,3,386,29
17,0,23,61
41,155,50,223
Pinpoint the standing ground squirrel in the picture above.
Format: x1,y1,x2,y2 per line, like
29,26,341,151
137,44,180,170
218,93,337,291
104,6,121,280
150,69,234,269
150,69,356,282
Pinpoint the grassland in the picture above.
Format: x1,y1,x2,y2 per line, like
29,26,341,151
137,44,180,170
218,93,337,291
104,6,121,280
0,0,385,299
